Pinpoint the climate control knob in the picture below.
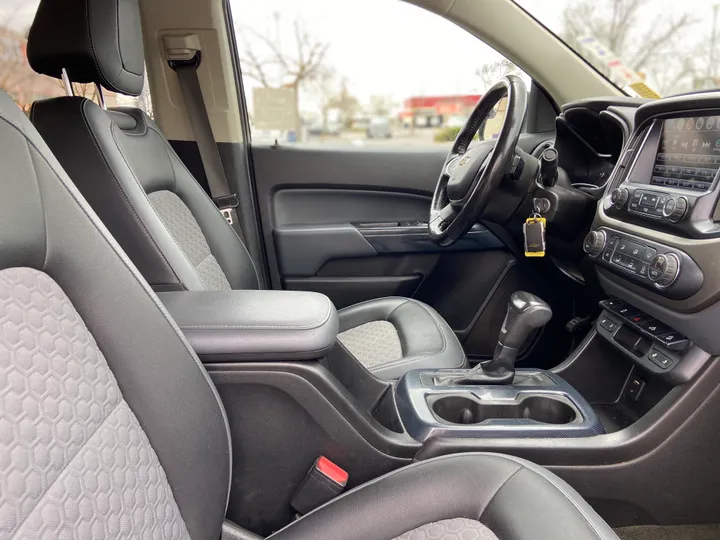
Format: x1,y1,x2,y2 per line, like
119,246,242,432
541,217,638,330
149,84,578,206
648,253,680,288
662,196,688,222
582,230,607,258
611,188,629,209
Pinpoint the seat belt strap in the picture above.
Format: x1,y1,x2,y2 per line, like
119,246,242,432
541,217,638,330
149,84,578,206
169,49,243,238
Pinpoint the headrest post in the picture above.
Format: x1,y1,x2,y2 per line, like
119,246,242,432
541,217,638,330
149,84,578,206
61,68,74,97
95,83,107,110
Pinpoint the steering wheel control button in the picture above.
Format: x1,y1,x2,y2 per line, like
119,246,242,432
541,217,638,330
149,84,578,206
583,230,606,258
649,253,680,288
611,188,629,209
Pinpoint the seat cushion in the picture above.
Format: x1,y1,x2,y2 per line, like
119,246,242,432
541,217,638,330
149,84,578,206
337,297,467,380
267,453,619,540
392,518,498,540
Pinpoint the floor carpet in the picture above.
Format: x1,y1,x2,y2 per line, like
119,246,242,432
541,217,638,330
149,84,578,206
615,524,720,540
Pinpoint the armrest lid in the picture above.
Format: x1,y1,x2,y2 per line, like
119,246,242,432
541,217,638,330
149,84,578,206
159,290,338,361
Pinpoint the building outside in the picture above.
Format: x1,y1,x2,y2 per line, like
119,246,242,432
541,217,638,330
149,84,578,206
400,94,482,128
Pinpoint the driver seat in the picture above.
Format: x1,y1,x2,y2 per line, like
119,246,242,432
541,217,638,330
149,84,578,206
26,0,467,380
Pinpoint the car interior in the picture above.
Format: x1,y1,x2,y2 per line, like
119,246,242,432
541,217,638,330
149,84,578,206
2,0,720,539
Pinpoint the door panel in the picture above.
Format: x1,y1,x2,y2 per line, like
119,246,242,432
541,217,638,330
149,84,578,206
273,189,430,226
249,140,558,360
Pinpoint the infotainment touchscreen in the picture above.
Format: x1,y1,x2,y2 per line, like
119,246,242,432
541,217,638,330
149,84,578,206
651,115,720,191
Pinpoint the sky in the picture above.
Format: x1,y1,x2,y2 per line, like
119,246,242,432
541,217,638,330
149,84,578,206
2,0,717,112
228,0,511,113
227,0,718,113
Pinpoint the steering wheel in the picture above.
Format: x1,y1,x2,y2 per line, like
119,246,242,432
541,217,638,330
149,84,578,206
429,75,528,247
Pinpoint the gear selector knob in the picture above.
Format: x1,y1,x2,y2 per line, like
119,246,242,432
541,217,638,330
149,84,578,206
435,292,552,386
480,291,552,383
497,292,553,350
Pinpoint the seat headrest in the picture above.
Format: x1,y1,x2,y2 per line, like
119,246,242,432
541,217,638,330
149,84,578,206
27,0,145,97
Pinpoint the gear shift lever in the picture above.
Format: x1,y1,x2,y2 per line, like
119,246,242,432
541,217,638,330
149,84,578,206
439,292,552,385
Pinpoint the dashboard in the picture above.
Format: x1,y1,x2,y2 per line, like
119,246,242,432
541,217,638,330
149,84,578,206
581,92,720,359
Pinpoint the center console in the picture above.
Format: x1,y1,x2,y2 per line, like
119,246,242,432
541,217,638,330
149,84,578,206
395,368,603,441
585,93,720,359
395,292,604,442
603,110,720,239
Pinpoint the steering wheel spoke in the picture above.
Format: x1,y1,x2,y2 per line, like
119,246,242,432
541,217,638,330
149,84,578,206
427,75,527,247
435,203,458,224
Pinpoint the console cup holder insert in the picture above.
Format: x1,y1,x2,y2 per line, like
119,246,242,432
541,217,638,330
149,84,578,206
429,394,578,425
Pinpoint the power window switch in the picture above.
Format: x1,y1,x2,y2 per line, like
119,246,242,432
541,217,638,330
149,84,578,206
626,376,645,402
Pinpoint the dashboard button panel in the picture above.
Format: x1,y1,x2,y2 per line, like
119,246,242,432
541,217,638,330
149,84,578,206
587,227,704,300
598,299,690,373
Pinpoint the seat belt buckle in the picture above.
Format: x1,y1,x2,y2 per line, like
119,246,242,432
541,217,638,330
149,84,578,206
290,456,348,515
213,194,239,225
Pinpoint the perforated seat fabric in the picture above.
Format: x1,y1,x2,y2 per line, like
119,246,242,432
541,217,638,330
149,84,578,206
0,89,230,540
148,190,232,291
337,297,467,380
0,269,189,540
391,519,498,540
26,0,468,381
338,321,403,368
0,76,618,540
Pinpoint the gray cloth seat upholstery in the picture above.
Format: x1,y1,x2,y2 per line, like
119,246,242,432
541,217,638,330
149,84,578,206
26,0,467,380
337,297,466,379
0,69,619,540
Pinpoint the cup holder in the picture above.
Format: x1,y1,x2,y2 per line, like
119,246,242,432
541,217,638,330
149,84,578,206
430,394,577,425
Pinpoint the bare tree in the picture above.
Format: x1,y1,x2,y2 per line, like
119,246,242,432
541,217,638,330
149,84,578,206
562,0,699,95
327,79,359,129
312,67,338,130
236,14,330,139
368,95,393,117
476,58,521,91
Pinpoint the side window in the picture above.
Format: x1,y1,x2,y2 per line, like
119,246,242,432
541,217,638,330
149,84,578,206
0,0,153,116
229,0,529,147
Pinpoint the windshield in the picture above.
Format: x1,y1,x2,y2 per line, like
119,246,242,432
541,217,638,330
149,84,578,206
514,0,718,98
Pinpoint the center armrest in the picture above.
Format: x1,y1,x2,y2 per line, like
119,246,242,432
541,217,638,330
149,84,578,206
158,290,339,361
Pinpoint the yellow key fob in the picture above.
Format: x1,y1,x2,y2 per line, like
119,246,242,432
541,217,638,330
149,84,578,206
523,217,546,257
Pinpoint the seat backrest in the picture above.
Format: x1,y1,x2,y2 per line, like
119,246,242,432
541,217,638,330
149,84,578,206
27,0,259,293
0,66,229,540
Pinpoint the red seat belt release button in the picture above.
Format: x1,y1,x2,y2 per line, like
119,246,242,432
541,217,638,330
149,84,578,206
290,456,348,515
316,456,349,486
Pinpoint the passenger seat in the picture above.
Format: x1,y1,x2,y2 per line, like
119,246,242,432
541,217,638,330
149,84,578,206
26,0,468,380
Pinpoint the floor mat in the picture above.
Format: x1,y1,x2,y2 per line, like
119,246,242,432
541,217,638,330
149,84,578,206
615,524,720,540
